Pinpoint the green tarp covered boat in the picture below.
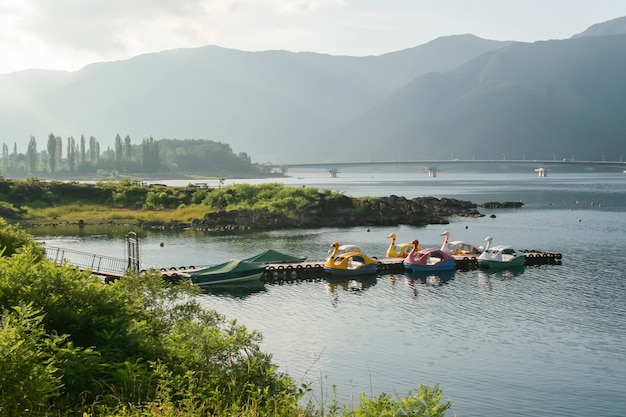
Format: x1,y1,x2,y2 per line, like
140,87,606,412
187,259,266,288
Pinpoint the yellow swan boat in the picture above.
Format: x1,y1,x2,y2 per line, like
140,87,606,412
386,233,416,257
324,242,379,277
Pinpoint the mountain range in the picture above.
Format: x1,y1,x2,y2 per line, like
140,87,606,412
1,16,626,164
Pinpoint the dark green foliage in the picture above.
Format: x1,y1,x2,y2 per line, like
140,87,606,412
141,137,161,173
0,178,200,211
0,217,43,258
337,385,451,417
0,222,452,416
0,235,303,415
0,177,110,207
0,304,66,416
158,139,261,176
201,183,342,215
46,134,57,173
26,136,37,175
0,201,23,220
2,137,265,178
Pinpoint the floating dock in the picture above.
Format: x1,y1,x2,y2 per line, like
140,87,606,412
44,240,561,284
161,250,562,283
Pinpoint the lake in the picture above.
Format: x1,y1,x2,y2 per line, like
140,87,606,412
29,170,626,417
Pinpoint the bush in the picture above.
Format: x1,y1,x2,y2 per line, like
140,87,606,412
0,304,66,416
0,222,452,416
0,239,303,415
0,217,44,259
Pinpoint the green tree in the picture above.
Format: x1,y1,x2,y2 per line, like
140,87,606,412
67,136,76,173
88,135,99,165
79,134,86,167
55,136,62,172
124,135,132,160
47,134,57,173
115,133,123,162
12,143,17,172
26,136,37,175
141,136,160,173
1,143,7,172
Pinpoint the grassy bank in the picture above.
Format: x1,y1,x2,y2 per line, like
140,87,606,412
1,178,348,226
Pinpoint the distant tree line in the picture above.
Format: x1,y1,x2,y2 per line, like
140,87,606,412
1,135,267,178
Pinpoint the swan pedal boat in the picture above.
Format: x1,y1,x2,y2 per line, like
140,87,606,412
477,237,525,269
440,231,483,255
386,233,415,258
446,241,483,255
403,240,456,272
324,242,379,277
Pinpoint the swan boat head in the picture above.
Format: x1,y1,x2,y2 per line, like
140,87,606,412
386,233,412,257
440,230,451,253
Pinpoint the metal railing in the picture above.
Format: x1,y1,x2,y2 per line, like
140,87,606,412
43,245,130,277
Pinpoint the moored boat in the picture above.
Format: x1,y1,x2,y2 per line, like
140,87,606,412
185,259,266,288
440,230,483,255
324,242,379,277
386,233,415,257
477,237,525,269
244,249,306,264
403,239,456,272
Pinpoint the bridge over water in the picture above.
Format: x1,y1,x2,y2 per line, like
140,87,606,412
277,159,626,177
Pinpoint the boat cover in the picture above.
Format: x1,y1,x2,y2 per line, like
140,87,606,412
243,249,306,264
188,259,265,277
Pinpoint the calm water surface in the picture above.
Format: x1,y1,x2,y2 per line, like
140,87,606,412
31,172,626,416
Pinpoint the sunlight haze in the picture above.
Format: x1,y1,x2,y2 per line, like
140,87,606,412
2,0,626,75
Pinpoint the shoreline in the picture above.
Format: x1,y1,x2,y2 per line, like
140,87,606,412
17,200,523,231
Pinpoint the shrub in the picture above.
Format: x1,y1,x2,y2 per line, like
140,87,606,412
0,217,44,259
0,304,66,416
0,222,451,416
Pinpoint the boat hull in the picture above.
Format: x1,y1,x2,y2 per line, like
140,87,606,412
323,263,378,277
403,259,456,272
478,256,525,269
190,270,265,287
187,259,266,287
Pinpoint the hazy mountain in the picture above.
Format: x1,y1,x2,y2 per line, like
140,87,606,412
314,33,626,162
0,35,507,163
572,16,626,38
1,17,625,166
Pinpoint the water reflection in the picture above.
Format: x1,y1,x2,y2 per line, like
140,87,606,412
404,269,455,286
477,265,525,280
403,270,455,298
324,275,378,305
199,282,267,299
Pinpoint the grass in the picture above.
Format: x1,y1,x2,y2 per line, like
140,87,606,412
20,203,213,224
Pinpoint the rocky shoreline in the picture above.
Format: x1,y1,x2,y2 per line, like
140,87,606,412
138,196,523,231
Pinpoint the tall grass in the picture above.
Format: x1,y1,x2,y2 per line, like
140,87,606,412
22,203,211,223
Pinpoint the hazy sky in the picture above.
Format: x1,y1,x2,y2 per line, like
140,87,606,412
2,0,626,75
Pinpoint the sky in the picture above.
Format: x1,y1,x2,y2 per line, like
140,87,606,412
1,0,626,75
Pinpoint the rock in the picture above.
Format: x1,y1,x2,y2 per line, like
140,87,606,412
186,196,486,231
480,201,524,209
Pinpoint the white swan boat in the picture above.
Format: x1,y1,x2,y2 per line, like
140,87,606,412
477,237,525,269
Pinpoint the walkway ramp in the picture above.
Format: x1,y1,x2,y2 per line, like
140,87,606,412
43,245,130,280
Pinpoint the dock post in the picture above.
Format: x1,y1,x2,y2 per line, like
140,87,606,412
126,232,141,272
